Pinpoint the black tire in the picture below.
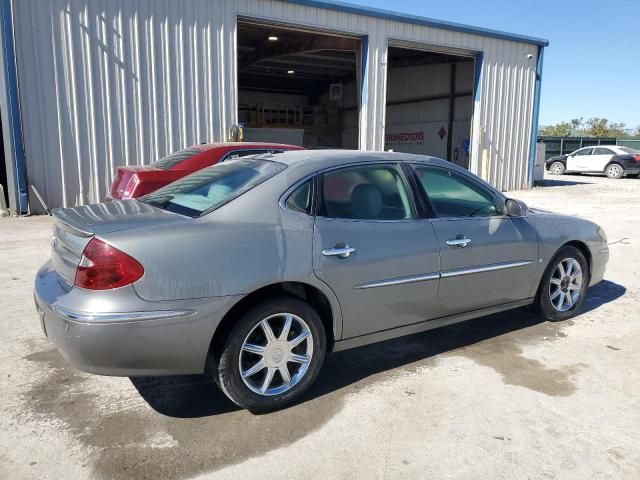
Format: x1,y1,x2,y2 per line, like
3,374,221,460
213,297,326,412
605,163,624,179
549,161,565,175
533,245,589,322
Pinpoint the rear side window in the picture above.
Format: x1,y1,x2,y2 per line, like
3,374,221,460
222,149,270,161
151,148,202,170
593,147,614,155
285,179,314,215
140,159,286,217
319,164,414,220
413,166,501,218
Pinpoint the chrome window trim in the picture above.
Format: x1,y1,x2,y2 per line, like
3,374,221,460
315,161,419,222
408,162,507,219
52,306,195,324
278,172,318,218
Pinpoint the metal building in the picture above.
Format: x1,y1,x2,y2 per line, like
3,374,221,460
0,0,547,213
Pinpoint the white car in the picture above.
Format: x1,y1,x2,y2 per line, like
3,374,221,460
546,146,640,179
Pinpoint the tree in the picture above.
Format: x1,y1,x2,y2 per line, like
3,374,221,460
583,118,627,138
539,118,638,138
539,121,573,137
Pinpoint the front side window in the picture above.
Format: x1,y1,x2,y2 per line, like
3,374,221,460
285,179,314,215
319,164,414,220
573,148,593,156
413,165,501,218
140,158,286,217
151,148,202,170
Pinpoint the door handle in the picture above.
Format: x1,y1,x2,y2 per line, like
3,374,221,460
322,245,356,258
446,237,472,248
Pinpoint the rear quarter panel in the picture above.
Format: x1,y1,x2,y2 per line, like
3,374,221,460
101,168,345,339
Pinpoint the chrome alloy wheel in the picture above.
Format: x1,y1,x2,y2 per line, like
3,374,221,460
239,313,314,396
606,164,622,178
549,257,583,312
551,163,564,174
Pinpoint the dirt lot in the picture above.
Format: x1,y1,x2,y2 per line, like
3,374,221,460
1,173,639,480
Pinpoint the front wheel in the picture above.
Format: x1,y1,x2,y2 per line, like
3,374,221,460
214,297,326,412
549,161,565,175
605,163,624,179
533,245,589,322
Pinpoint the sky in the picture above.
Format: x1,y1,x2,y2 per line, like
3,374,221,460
346,0,639,129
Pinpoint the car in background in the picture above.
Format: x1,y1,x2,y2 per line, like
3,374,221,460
35,150,609,411
546,145,640,179
107,142,303,200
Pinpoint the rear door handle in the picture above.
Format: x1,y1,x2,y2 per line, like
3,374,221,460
322,245,356,258
446,237,472,248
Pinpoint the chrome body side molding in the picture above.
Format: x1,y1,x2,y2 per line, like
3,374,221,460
52,306,196,324
354,272,439,290
441,260,534,278
354,260,534,290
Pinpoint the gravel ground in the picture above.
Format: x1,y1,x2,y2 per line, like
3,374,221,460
1,172,638,480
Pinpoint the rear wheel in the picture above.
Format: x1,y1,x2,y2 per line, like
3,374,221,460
213,297,326,412
605,163,624,179
533,245,589,322
550,161,565,175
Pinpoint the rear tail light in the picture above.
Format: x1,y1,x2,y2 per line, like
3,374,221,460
74,238,144,290
122,175,140,199
110,171,123,196
634,155,640,162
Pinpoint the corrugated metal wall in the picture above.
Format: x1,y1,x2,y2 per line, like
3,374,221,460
12,0,539,208
13,0,237,208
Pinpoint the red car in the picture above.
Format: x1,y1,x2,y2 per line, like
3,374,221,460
107,142,303,200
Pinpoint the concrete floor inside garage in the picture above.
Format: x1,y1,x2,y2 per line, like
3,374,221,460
1,173,639,480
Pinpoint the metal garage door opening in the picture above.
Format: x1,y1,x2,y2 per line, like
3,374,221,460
385,46,475,169
237,21,361,149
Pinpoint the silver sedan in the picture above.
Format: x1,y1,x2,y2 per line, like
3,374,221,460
34,150,609,411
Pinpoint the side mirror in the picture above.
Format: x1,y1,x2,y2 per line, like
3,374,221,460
505,198,528,217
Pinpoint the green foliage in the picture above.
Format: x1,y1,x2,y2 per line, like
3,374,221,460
539,122,573,137
539,118,639,139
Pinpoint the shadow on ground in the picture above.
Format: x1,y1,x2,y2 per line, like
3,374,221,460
132,280,625,418
534,177,592,188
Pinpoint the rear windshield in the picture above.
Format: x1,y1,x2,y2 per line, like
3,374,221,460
151,148,202,170
139,158,286,217
619,147,640,155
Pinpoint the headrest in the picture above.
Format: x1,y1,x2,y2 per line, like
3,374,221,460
350,184,382,219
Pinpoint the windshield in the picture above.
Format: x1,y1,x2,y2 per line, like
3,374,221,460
139,158,286,217
151,148,202,170
619,147,640,155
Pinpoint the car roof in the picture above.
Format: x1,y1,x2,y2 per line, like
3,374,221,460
254,149,505,195
258,149,449,169
191,142,303,152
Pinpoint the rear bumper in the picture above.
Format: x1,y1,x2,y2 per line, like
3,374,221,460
623,168,640,175
33,261,241,376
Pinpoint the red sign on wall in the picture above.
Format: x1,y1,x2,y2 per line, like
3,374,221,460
384,131,425,144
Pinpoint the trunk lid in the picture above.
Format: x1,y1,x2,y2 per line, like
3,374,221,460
50,200,188,289
110,165,160,199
